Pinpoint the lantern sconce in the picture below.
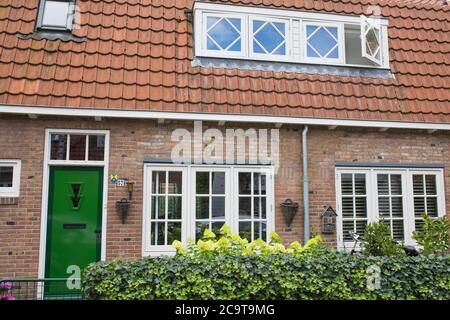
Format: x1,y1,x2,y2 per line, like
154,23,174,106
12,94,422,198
116,181,135,224
280,199,299,230
321,206,337,234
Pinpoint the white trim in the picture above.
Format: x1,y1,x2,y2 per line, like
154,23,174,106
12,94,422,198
0,159,21,197
37,129,110,281
194,2,390,69
1,104,449,131
335,167,446,249
194,2,389,27
142,164,275,256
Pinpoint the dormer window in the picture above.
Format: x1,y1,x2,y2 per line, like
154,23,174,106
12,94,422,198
194,3,390,69
37,0,75,31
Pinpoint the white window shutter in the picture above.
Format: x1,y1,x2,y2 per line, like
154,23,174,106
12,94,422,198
361,15,383,66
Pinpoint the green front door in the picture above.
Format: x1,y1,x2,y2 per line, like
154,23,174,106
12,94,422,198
45,167,103,297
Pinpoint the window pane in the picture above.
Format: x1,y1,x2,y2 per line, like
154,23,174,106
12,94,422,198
378,197,389,218
341,174,353,195
42,1,70,28
355,197,367,218
167,222,182,244
152,171,166,194
239,197,251,219
69,135,86,160
307,25,339,59
50,134,67,160
414,197,425,218
167,196,182,220
207,17,241,52
196,172,209,194
150,222,165,245
391,197,403,218
392,220,404,241
341,197,353,218
377,174,389,195
211,221,225,236
254,221,267,241
413,175,424,195
390,175,402,195
355,220,367,236
88,135,105,161
211,172,225,194
239,222,252,241
344,25,377,66
151,196,165,220
0,166,13,187
211,196,225,220
196,197,209,219
254,173,266,195
196,221,209,241
342,220,354,241
354,174,366,195
426,197,438,217
425,175,436,195
238,173,251,194
253,20,286,55
168,172,182,194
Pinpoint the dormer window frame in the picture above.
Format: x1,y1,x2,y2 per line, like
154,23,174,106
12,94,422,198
194,2,390,69
36,0,75,32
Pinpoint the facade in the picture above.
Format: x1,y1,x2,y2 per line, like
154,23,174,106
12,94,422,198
0,0,449,280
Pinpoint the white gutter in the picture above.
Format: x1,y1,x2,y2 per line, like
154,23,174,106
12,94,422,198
0,104,449,131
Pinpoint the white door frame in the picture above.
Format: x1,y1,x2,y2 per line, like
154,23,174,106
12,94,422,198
37,129,110,280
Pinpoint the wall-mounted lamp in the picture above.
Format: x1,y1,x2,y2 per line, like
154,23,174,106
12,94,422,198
116,181,135,224
280,199,299,229
126,181,134,201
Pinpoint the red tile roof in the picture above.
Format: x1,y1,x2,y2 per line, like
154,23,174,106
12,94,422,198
0,0,449,123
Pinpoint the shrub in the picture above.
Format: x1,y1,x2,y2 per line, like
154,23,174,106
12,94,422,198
83,226,450,300
362,220,405,257
413,215,450,256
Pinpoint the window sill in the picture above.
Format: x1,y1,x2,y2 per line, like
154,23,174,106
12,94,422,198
192,57,393,79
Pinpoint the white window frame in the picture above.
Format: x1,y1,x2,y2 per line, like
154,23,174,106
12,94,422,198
336,167,446,249
361,15,383,66
194,2,390,69
0,160,21,197
249,16,291,62
37,0,75,31
303,21,345,65
142,164,275,256
201,12,248,59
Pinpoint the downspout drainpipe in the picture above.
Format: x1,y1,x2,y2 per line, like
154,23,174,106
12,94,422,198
302,126,310,244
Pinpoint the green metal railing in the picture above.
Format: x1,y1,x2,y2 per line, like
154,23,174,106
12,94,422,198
0,278,83,300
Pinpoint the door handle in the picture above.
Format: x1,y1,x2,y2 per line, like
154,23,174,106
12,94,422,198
95,229,102,240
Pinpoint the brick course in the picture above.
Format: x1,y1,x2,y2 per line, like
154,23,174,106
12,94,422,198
0,115,448,277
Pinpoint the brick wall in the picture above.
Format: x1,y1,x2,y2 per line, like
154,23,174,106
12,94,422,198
0,115,448,277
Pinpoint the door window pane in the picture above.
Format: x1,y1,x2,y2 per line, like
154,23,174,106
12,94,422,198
50,134,67,160
88,135,105,161
69,135,86,161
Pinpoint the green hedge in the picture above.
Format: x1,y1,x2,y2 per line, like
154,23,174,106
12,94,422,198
83,247,450,300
